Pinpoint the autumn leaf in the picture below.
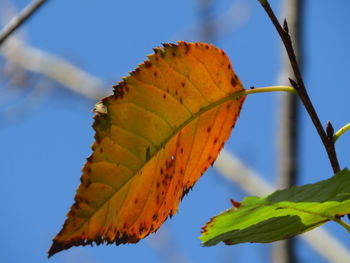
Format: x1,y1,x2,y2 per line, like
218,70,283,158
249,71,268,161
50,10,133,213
200,169,350,246
48,41,246,257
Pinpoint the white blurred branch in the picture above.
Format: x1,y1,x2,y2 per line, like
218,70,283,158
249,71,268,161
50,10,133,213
1,38,109,100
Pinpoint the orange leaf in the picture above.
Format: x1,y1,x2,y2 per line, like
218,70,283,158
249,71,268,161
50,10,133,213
48,42,245,257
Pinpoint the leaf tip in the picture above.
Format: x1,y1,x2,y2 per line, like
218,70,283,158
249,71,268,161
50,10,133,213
47,240,64,258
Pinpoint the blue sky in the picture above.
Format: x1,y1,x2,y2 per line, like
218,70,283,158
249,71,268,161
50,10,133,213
1,0,350,262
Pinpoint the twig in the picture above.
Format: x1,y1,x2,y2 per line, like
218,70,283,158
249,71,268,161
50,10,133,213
0,0,48,46
257,0,340,174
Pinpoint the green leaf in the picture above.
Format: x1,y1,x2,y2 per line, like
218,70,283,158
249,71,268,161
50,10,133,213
200,168,350,246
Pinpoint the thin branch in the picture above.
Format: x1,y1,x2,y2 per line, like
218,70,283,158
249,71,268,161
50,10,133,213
0,0,48,46
214,149,350,263
258,0,340,174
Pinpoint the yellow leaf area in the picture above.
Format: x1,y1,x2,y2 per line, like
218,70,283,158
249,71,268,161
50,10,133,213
48,41,246,256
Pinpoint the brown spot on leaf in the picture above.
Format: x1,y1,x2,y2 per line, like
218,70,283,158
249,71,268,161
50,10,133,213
231,76,237,86
139,223,146,235
132,68,140,75
184,42,190,54
144,61,152,68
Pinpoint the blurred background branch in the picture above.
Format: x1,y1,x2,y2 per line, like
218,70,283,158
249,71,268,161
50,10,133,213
274,0,304,262
1,37,109,100
175,0,250,42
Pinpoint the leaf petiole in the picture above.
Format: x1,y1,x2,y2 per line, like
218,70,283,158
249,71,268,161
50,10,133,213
333,123,350,143
243,85,297,96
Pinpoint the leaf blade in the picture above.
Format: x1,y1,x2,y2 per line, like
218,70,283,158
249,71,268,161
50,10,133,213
49,42,246,256
200,169,350,246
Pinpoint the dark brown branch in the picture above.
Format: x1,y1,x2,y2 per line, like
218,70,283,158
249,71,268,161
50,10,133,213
0,0,48,46
258,0,340,174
